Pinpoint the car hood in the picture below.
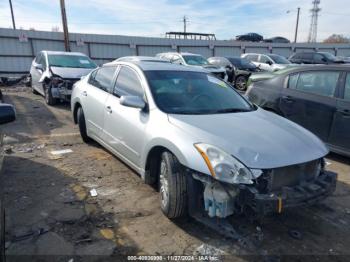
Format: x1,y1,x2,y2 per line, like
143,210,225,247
190,65,225,73
168,108,328,169
50,67,93,79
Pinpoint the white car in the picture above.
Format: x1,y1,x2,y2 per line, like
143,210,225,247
156,52,227,80
29,51,97,105
241,53,292,72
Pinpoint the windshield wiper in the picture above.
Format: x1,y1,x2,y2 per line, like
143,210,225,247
213,108,252,113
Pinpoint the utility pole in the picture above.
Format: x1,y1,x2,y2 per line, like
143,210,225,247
8,0,16,30
60,0,70,51
294,7,300,43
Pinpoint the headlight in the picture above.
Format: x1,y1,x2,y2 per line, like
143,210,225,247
194,143,261,184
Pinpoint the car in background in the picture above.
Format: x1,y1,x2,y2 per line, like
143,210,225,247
289,51,345,64
29,51,97,105
156,52,227,79
71,60,336,222
242,53,292,72
263,37,290,43
111,56,170,64
208,56,261,91
337,56,350,63
235,33,263,42
246,65,350,157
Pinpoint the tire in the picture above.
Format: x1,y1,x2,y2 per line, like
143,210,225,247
77,107,91,143
44,84,57,106
159,151,187,219
234,75,248,91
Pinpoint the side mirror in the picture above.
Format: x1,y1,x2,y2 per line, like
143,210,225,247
266,60,273,65
0,103,16,124
120,96,146,109
35,64,43,71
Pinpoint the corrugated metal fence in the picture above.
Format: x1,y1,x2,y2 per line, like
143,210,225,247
1,27,350,75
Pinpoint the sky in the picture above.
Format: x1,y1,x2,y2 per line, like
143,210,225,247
0,0,349,42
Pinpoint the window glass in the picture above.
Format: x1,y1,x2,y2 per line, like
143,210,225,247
48,55,97,69
345,74,350,101
269,54,291,64
182,55,209,66
114,66,144,97
39,54,47,70
288,74,299,89
301,53,313,60
259,55,271,64
245,54,258,62
35,53,42,63
313,53,325,63
291,71,339,97
144,70,253,114
171,55,182,64
93,67,117,92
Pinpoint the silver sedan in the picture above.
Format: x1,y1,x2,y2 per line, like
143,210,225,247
71,61,336,220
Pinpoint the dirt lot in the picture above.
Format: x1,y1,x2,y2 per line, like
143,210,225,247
1,86,350,261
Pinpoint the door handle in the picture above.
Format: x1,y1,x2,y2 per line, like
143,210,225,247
81,91,87,97
106,106,112,114
282,96,294,103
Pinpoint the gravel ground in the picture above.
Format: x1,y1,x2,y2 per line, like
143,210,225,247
1,86,350,261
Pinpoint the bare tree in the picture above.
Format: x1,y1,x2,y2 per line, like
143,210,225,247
323,34,350,43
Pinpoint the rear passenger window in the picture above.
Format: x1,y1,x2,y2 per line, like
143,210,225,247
90,67,117,92
114,66,144,97
289,71,339,97
344,74,350,101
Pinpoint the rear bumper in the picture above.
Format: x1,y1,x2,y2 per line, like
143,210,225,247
239,171,337,217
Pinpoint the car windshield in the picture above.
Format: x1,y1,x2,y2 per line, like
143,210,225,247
48,55,97,69
268,54,291,64
182,55,209,66
321,52,337,61
228,58,256,69
145,70,253,115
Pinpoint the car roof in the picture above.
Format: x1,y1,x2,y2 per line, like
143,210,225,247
108,61,206,72
274,64,350,74
158,52,202,56
43,51,87,56
110,56,169,63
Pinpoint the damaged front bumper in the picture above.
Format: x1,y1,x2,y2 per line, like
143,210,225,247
51,78,77,101
237,171,337,218
190,169,337,220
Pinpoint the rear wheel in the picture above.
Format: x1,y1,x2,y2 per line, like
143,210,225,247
77,107,91,143
159,151,188,219
44,84,57,106
234,75,248,91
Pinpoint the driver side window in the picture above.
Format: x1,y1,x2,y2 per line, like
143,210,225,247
114,66,144,97
171,55,182,64
259,55,272,64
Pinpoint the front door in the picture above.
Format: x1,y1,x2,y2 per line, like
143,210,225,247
102,65,148,167
328,72,350,153
279,70,339,142
81,66,117,138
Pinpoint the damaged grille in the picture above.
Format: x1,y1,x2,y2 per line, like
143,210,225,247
256,159,322,193
64,78,79,90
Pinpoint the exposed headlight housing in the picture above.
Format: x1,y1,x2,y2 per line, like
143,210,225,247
194,143,261,184
51,76,64,86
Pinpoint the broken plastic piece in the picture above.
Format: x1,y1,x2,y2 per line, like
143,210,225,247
51,149,73,155
90,189,98,197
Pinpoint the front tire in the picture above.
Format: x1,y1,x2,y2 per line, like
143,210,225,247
44,84,57,106
234,75,248,91
77,107,91,143
159,151,188,219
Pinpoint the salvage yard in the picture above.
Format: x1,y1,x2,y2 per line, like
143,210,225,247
1,86,350,260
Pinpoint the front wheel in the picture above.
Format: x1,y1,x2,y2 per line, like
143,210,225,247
159,151,188,219
44,84,57,106
77,107,92,143
234,75,248,91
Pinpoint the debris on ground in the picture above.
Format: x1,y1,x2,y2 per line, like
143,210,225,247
51,149,73,155
90,188,98,197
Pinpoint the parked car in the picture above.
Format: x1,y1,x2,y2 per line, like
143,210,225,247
242,53,292,72
0,102,16,260
111,56,170,64
263,37,290,43
29,51,97,105
289,51,345,64
156,52,227,79
71,61,336,222
235,33,263,42
246,65,350,157
207,56,261,91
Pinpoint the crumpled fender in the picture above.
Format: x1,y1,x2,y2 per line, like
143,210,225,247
39,70,51,83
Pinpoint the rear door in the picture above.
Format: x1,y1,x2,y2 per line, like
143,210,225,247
328,72,350,152
81,66,118,138
279,70,339,142
102,65,148,167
